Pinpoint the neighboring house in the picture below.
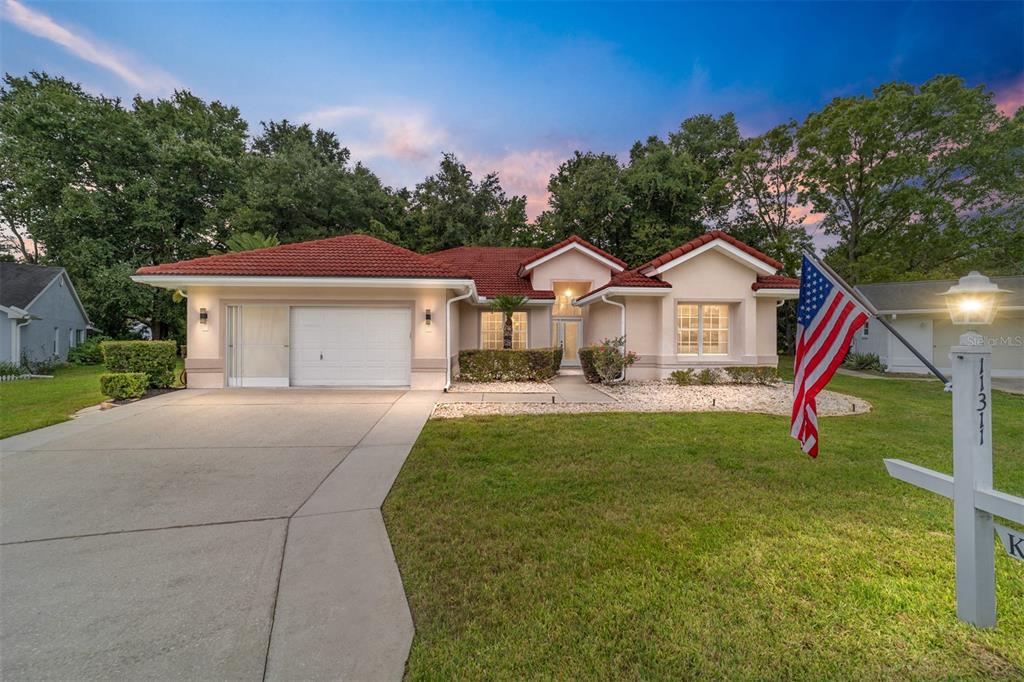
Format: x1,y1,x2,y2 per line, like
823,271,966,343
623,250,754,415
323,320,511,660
1,262,91,365
852,276,1024,379
132,231,800,389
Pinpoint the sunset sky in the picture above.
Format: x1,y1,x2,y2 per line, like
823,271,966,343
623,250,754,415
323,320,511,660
3,0,1022,219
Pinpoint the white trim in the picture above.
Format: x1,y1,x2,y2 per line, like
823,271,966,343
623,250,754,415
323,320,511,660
520,242,625,274
475,296,553,307
753,288,800,299
575,287,670,305
132,275,478,294
644,239,777,277
1,304,34,320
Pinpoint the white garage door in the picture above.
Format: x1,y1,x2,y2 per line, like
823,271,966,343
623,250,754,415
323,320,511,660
290,307,411,387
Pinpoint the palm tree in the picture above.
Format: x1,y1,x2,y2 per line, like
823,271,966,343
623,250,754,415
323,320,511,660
489,295,528,349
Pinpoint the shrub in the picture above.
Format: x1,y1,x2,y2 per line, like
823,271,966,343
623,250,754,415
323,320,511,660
0,361,27,377
724,366,781,386
99,372,148,400
842,352,886,372
578,347,602,383
696,368,720,385
589,336,638,384
101,340,177,387
725,367,756,384
669,369,694,386
68,334,111,365
21,357,62,375
752,366,780,386
458,348,561,382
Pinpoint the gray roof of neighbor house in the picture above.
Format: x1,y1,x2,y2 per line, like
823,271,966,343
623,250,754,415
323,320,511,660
855,275,1024,312
0,262,68,309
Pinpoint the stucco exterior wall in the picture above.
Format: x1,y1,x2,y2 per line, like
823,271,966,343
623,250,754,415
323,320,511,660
589,249,781,380
19,274,89,363
528,249,613,293
183,285,450,389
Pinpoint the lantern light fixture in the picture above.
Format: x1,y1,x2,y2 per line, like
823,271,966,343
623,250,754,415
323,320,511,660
939,271,1010,328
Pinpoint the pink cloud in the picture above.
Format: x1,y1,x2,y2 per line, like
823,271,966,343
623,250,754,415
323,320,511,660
472,149,561,221
994,75,1024,117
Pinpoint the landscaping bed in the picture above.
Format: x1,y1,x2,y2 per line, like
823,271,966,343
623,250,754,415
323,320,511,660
432,381,870,419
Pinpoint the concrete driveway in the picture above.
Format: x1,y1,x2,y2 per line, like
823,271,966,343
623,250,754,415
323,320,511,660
0,388,438,681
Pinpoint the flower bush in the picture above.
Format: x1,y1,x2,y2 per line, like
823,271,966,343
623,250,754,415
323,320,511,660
587,336,638,385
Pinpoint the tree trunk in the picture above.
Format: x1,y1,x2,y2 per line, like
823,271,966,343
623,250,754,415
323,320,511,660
503,313,513,349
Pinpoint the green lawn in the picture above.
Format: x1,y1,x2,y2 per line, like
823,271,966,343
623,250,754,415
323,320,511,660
0,364,108,438
384,370,1024,679
0,360,185,439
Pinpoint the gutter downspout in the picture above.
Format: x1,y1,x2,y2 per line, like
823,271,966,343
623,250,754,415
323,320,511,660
14,317,32,364
445,287,474,391
601,294,627,382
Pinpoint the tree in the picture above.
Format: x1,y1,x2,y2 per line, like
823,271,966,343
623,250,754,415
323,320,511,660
623,113,741,264
229,120,409,246
409,152,528,252
217,231,280,253
728,122,811,275
0,73,249,338
488,294,528,349
797,75,1023,281
537,152,631,255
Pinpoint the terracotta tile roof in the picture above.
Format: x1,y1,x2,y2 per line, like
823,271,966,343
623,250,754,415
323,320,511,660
135,234,470,279
518,235,627,272
752,275,800,291
427,246,555,299
577,268,671,302
638,230,783,272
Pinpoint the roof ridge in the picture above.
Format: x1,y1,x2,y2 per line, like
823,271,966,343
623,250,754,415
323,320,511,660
518,235,628,270
638,230,783,272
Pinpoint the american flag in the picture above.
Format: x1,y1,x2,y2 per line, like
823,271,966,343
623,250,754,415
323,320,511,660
791,255,869,457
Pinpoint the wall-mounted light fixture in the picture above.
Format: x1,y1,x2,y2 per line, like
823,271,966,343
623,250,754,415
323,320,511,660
425,308,432,326
199,308,209,325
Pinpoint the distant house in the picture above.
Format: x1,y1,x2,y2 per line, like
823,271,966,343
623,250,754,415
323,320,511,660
852,275,1023,379
1,263,91,365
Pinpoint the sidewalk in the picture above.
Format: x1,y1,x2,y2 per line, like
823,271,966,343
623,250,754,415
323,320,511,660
437,374,616,405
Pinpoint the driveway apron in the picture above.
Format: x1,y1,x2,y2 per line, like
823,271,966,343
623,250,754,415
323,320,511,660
0,388,436,681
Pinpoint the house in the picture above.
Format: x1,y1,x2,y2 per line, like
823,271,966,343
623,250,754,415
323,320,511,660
132,231,799,389
1,262,91,365
852,276,1023,379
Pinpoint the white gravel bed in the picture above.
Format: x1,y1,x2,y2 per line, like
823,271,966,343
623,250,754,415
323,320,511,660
432,382,870,419
447,381,555,394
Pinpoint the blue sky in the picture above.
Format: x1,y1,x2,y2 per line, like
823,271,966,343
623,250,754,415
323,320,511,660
2,1,1022,217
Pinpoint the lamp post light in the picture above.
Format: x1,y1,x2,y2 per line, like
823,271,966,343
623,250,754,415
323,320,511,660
884,271,1022,628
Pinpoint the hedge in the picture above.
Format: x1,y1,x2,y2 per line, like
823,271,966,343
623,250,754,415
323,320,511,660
578,347,602,383
101,340,177,388
99,372,148,400
458,347,562,382
68,334,111,365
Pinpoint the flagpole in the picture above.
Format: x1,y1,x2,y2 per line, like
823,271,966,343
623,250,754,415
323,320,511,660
801,250,950,386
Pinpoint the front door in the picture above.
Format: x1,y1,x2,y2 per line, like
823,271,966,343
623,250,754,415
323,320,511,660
553,319,582,367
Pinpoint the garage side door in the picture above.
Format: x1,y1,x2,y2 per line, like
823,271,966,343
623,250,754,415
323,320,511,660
290,307,411,387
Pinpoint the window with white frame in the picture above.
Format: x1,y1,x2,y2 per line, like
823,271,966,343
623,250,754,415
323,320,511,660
861,321,870,338
53,328,59,356
676,303,730,355
481,311,528,350
69,328,75,348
